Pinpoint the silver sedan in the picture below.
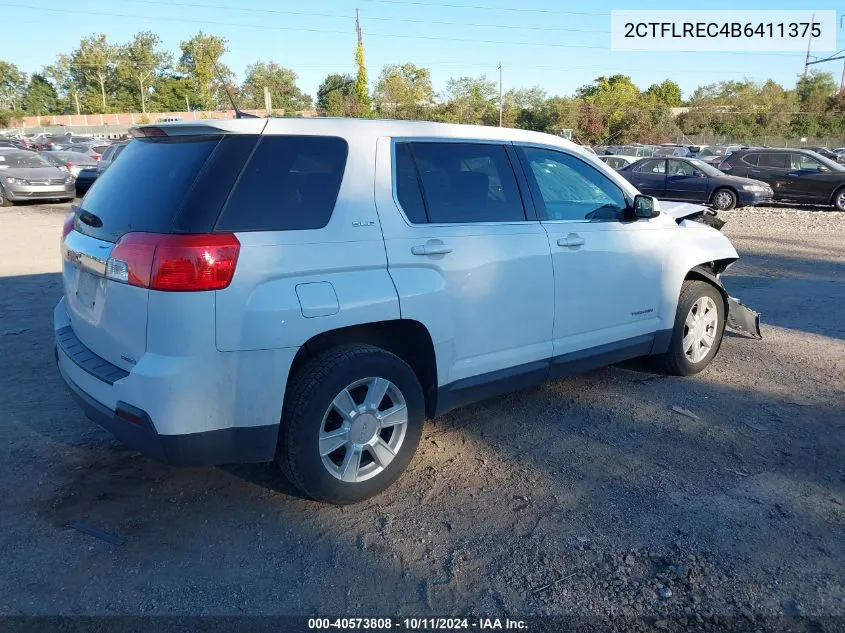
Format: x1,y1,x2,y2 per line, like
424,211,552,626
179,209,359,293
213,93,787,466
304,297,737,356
0,149,75,206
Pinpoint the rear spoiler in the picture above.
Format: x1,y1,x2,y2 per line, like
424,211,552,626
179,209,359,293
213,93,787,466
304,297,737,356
129,119,268,138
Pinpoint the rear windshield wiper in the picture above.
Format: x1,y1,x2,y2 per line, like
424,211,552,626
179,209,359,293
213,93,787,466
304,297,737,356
79,210,103,228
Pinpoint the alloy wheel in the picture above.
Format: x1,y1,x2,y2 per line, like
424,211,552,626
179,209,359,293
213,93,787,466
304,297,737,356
319,377,408,483
683,296,719,363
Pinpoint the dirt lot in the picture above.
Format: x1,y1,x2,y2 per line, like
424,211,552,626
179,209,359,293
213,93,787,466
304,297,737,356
0,203,843,626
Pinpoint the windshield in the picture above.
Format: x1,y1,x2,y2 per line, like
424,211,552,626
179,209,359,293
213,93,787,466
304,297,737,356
687,158,722,176
0,151,52,168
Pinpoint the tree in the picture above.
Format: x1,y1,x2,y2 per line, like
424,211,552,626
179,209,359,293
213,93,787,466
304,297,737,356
118,32,169,113
373,63,434,119
645,79,683,107
500,86,547,128
438,75,497,124
352,27,372,117
149,74,198,112
317,73,356,116
240,61,311,113
43,55,80,115
179,32,232,111
22,74,59,115
72,34,116,112
0,61,26,111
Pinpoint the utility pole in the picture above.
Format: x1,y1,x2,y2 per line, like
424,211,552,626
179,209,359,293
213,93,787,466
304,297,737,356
803,12,815,77
498,61,503,127
185,94,190,112
840,59,845,93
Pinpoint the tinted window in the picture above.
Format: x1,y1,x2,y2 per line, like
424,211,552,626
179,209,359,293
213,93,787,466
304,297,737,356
521,147,627,221
758,153,789,169
216,135,348,232
635,159,666,174
100,145,116,161
402,142,525,224
394,143,427,224
740,153,759,166
78,135,222,243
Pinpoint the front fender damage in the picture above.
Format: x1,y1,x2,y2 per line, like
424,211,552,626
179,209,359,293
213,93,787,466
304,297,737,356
726,296,762,339
690,263,762,339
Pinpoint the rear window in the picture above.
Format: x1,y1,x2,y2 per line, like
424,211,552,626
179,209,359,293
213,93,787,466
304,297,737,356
215,135,348,232
758,153,789,169
78,136,223,243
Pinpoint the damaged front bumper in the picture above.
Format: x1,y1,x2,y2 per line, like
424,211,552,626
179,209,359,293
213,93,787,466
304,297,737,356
727,296,762,339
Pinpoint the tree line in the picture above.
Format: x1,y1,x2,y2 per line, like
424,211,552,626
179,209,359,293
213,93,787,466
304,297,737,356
1,30,843,144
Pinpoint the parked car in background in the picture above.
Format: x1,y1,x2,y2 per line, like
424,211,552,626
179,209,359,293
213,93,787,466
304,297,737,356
619,156,772,210
654,145,694,158
66,143,110,161
802,146,845,165
696,145,743,165
34,135,74,151
598,154,639,170
40,150,99,177
719,148,845,210
96,141,128,174
74,168,98,197
0,138,28,150
0,149,75,206
55,118,760,504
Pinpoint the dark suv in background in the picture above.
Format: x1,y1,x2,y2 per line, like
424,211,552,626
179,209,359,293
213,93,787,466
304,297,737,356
720,149,845,211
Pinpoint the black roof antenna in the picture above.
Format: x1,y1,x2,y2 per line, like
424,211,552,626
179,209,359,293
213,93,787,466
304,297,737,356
208,53,259,119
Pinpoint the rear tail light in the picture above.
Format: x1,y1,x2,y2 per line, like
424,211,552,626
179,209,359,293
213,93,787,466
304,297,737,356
61,214,75,239
106,233,240,292
65,162,75,168
718,161,731,171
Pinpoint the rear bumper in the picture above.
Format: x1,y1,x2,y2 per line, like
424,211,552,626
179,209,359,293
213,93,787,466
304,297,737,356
56,349,279,465
54,297,293,466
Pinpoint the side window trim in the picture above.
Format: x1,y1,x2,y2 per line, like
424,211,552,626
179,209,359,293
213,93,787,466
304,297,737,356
390,138,534,226
514,144,631,223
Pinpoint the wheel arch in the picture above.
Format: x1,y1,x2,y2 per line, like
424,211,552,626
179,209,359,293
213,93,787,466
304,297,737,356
829,184,845,207
287,319,439,418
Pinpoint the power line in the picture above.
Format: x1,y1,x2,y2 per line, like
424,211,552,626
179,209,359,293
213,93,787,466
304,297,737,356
5,3,805,58
113,0,612,34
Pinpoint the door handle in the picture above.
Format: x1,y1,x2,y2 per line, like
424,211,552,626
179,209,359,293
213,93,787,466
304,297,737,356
557,234,585,248
411,241,453,256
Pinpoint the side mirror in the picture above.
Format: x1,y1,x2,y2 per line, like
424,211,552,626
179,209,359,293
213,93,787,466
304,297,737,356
817,166,828,173
632,194,660,219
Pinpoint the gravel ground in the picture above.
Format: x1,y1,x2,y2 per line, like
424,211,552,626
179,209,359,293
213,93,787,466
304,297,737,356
0,203,843,628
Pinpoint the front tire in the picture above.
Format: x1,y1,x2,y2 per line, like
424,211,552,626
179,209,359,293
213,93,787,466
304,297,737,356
711,187,737,211
832,186,845,211
0,187,13,207
651,280,726,376
278,344,425,505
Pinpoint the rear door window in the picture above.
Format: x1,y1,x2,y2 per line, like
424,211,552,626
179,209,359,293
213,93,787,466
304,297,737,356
758,153,789,169
396,142,526,224
635,159,666,173
740,154,759,166
216,135,348,232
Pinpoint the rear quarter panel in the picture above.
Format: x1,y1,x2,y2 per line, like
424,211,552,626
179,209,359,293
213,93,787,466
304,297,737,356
214,128,401,353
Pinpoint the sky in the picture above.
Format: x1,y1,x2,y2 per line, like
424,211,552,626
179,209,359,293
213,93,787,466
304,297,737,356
2,0,844,102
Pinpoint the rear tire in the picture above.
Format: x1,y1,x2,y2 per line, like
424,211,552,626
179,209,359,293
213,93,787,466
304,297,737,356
832,186,845,211
278,344,425,505
651,280,726,376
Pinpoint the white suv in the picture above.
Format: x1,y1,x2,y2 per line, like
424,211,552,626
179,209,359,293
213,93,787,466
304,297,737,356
55,118,760,504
